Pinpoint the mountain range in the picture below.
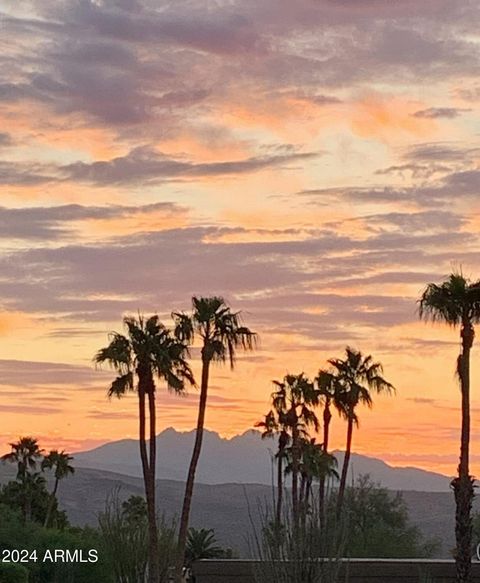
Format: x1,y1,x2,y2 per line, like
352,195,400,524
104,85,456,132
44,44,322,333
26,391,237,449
0,429,461,558
74,427,452,492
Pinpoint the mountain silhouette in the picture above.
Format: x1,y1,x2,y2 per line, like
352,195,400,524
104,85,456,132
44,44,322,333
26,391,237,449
74,427,451,492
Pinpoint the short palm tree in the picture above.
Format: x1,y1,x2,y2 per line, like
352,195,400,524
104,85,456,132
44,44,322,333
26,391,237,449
298,437,338,511
329,347,394,514
255,409,290,524
315,369,347,525
41,450,74,528
419,272,480,583
185,527,224,567
173,296,256,580
95,314,194,583
270,373,319,522
1,436,43,522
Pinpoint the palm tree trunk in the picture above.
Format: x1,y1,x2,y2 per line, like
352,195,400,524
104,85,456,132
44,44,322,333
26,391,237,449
319,399,331,528
305,477,312,510
276,447,283,524
147,386,160,583
337,416,353,515
175,356,211,582
291,424,300,524
453,321,474,583
138,379,159,583
299,473,307,528
299,474,306,504
44,478,59,528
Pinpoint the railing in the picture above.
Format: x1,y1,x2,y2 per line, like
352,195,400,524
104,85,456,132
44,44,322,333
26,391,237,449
192,558,480,582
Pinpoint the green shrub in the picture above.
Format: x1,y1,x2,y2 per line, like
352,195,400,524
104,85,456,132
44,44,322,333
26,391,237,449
0,503,112,583
0,563,29,583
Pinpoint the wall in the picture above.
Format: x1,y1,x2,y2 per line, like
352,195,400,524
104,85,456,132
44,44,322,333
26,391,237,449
192,559,480,582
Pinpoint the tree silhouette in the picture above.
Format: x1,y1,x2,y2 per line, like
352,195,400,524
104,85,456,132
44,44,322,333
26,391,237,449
173,296,256,581
41,450,74,528
419,272,480,583
315,369,347,526
327,347,394,515
95,314,194,583
1,436,43,522
255,409,290,524
270,373,319,523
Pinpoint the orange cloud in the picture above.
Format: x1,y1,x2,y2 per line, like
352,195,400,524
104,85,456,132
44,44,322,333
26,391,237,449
80,207,190,240
349,94,438,142
0,311,32,336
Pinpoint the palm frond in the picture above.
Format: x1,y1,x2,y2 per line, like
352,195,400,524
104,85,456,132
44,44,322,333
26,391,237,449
108,372,135,398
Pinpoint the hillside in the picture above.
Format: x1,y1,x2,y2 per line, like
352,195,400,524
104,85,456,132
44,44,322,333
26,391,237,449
0,464,467,558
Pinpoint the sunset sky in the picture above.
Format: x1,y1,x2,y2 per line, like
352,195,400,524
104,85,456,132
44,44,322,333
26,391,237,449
1,0,480,477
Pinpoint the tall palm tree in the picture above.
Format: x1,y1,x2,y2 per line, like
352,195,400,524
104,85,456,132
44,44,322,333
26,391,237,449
419,273,480,583
315,369,347,525
329,347,394,514
41,450,74,528
173,296,256,580
255,409,290,524
1,436,43,522
95,314,194,583
270,373,319,522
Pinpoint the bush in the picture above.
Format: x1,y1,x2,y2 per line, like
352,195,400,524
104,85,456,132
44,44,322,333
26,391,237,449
250,498,347,583
0,503,112,583
0,563,29,583
341,475,439,558
98,490,176,583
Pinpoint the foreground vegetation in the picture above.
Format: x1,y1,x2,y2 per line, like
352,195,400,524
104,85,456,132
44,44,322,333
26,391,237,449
251,475,437,583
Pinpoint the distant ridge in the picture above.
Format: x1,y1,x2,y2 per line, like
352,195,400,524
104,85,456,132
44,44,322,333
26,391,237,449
0,464,463,558
74,427,451,492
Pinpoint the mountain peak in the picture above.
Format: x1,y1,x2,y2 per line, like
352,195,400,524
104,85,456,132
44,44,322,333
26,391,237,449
73,427,451,492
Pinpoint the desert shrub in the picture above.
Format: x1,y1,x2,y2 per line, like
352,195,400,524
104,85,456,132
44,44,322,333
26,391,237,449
341,475,438,558
98,490,176,583
249,496,347,583
0,479,68,529
0,503,112,583
0,563,29,583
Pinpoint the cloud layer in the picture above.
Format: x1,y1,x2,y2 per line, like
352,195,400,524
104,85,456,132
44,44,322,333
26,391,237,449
0,0,479,472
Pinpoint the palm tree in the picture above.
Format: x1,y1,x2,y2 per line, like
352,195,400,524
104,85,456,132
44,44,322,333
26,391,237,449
419,272,480,583
185,527,224,567
315,369,347,525
41,450,74,528
270,373,319,522
255,409,290,524
173,296,256,580
329,347,394,514
298,437,338,512
95,314,194,583
1,436,43,522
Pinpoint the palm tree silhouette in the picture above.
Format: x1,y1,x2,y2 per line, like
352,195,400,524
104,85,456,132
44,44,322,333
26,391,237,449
419,272,480,583
270,373,319,522
1,436,43,522
329,347,394,514
95,314,194,583
173,296,256,580
41,450,74,528
185,527,224,566
255,409,290,524
298,437,338,512
315,369,347,525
